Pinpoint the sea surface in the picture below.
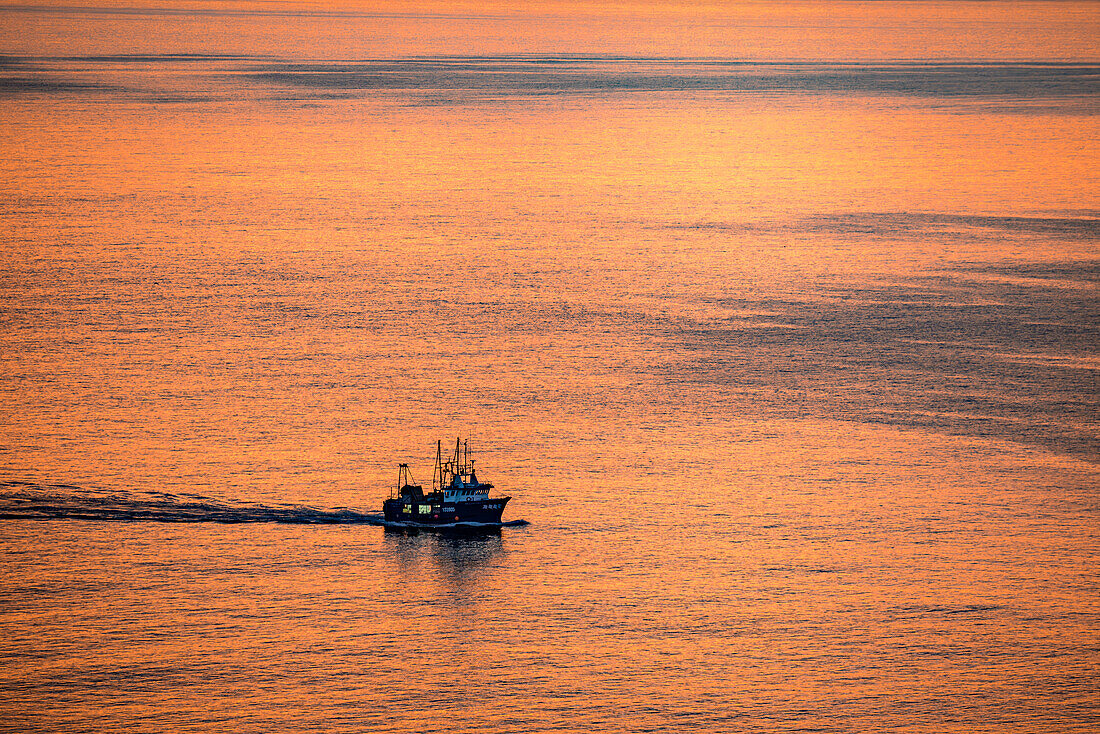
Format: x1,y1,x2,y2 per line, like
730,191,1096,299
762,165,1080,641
1,2,1098,732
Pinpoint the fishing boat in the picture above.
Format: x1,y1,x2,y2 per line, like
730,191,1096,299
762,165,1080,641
382,439,511,525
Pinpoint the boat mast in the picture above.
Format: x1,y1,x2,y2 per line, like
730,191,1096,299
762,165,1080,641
396,463,415,494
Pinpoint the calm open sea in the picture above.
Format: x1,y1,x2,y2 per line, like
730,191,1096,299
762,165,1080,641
1,2,1098,732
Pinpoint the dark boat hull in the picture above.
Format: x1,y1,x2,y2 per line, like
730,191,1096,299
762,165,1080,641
383,496,510,524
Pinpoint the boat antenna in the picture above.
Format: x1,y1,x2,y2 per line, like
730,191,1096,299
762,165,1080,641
434,439,442,491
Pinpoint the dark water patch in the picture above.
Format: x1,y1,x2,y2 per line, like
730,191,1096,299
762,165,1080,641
61,53,269,63
763,564,846,576
8,55,1097,108
675,261,1100,460
941,604,1002,615
663,213,1100,243
142,94,222,104
0,53,269,69
0,76,112,96
806,213,1100,241
0,480,377,524
237,58,1100,105
0,53,257,101
893,604,1005,619
952,259,1100,282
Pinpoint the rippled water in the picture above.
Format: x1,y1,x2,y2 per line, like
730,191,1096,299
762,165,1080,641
1,2,1098,732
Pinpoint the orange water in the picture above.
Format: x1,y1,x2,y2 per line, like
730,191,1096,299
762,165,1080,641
1,2,1098,732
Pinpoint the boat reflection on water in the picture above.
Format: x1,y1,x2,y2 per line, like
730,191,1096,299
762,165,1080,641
429,531,505,574
381,522,505,538
381,522,508,588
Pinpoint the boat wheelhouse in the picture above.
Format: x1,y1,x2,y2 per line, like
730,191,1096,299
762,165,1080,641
382,439,511,525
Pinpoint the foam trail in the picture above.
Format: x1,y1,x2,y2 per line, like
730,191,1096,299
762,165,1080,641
0,481,379,524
